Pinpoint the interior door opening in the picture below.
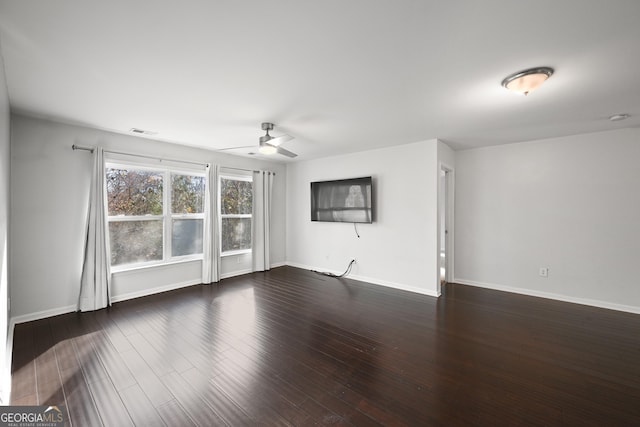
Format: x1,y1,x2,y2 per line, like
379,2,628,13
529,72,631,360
439,167,452,287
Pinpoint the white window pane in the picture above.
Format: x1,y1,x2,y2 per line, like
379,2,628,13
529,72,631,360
221,217,251,252
106,168,163,216
172,218,204,257
109,220,163,266
172,174,205,214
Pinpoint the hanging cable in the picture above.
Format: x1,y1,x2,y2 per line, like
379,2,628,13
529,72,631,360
354,222,360,238
312,259,355,278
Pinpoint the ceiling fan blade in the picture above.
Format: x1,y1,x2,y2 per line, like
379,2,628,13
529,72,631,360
268,134,294,146
218,145,254,151
276,145,297,158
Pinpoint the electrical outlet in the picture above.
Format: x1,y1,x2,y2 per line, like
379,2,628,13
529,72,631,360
539,267,549,277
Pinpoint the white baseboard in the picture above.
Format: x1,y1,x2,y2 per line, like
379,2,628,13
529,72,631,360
2,319,14,404
11,304,77,325
220,268,253,280
286,262,440,298
453,278,640,315
111,279,201,303
11,280,203,326
9,265,290,325
270,261,287,269
220,262,288,279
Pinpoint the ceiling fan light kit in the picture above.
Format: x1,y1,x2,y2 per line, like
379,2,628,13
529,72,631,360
258,142,278,155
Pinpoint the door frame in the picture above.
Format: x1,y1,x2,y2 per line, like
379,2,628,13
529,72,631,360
438,163,454,294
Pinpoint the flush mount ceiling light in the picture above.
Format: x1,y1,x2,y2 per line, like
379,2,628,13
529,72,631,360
501,67,554,95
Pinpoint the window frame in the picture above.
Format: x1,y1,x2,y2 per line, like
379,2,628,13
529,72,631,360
169,171,207,260
105,161,207,272
219,173,253,257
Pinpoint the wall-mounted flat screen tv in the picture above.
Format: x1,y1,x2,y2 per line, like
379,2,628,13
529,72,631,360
310,176,373,223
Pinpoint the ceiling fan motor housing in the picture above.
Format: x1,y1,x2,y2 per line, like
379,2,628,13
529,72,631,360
260,122,274,143
258,122,297,157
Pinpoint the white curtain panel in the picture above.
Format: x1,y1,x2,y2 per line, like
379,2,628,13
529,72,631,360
78,147,111,312
252,171,274,272
202,164,220,284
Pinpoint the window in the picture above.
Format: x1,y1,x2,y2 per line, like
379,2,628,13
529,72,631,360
171,173,205,257
106,163,206,269
220,175,252,254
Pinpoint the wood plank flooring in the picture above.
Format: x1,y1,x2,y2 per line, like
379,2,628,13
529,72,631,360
10,266,640,426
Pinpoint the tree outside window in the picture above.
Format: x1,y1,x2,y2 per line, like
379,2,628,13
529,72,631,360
106,164,206,269
171,173,205,257
220,176,252,254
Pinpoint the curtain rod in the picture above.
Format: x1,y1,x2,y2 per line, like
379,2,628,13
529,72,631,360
72,144,209,168
222,166,276,176
72,145,275,174
72,144,94,153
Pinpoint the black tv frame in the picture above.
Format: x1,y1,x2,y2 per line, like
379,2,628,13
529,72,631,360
310,176,373,223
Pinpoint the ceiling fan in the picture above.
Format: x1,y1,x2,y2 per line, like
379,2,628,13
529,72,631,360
221,122,297,158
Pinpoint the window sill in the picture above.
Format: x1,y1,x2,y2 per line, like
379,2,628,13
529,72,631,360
220,249,251,258
111,257,203,274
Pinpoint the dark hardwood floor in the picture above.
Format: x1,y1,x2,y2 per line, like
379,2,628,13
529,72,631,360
10,266,640,426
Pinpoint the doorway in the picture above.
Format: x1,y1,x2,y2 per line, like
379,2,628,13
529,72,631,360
439,165,453,289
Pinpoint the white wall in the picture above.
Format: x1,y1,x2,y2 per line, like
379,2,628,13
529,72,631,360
437,140,456,173
286,139,440,296
9,114,287,321
0,44,11,404
455,128,640,313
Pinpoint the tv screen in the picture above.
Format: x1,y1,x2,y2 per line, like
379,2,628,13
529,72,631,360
310,176,373,223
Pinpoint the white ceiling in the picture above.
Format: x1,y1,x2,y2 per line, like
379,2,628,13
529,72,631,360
1,0,639,162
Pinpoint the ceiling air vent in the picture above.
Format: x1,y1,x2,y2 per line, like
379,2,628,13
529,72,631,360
129,128,157,136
